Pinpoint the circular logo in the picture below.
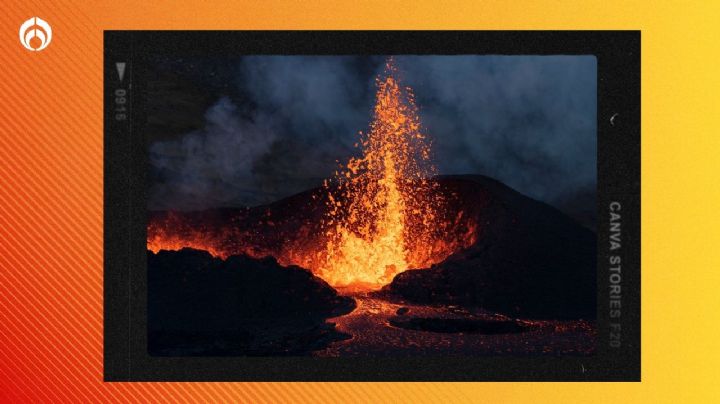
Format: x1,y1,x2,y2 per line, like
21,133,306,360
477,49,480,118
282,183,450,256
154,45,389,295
19,17,52,51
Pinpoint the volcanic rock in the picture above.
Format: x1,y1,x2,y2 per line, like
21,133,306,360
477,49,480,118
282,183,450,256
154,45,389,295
148,248,355,356
382,175,596,320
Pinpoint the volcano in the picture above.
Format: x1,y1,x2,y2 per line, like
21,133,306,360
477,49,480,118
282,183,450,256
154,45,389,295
147,59,596,356
149,60,480,290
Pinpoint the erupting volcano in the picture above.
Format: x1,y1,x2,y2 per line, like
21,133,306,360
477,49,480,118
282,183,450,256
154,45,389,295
146,55,598,357
148,59,477,290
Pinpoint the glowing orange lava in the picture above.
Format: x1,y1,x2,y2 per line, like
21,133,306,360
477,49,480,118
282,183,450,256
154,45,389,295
319,59,449,287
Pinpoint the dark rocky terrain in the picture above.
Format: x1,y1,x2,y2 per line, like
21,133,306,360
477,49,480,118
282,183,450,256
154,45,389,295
148,248,355,356
381,175,596,320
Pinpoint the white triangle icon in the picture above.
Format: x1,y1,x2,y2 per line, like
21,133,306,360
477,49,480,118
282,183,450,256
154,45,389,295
116,62,126,82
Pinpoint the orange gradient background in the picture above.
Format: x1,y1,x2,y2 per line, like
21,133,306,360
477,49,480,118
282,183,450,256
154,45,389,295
1,1,719,402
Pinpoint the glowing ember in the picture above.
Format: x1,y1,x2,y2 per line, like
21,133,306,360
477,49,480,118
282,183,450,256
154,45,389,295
320,59,449,287
147,211,230,259
147,58,477,290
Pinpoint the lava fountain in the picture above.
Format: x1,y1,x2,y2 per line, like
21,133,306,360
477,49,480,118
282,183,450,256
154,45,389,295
319,59,451,287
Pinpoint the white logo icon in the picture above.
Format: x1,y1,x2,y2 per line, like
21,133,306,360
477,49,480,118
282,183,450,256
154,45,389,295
19,17,52,51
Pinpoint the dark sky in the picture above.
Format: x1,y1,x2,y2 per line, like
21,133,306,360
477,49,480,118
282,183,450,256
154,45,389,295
148,55,596,222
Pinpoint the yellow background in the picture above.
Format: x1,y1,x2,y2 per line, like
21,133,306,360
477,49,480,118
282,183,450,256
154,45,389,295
1,0,718,402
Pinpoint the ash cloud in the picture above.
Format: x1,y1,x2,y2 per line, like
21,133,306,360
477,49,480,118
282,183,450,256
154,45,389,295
148,55,596,224
149,97,278,210
397,56,597,206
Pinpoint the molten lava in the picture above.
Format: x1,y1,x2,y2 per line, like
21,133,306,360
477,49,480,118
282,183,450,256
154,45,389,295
320,59,455,287
147,58,478,290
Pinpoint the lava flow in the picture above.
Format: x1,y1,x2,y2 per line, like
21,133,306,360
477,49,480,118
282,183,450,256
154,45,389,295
148,58,478,289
